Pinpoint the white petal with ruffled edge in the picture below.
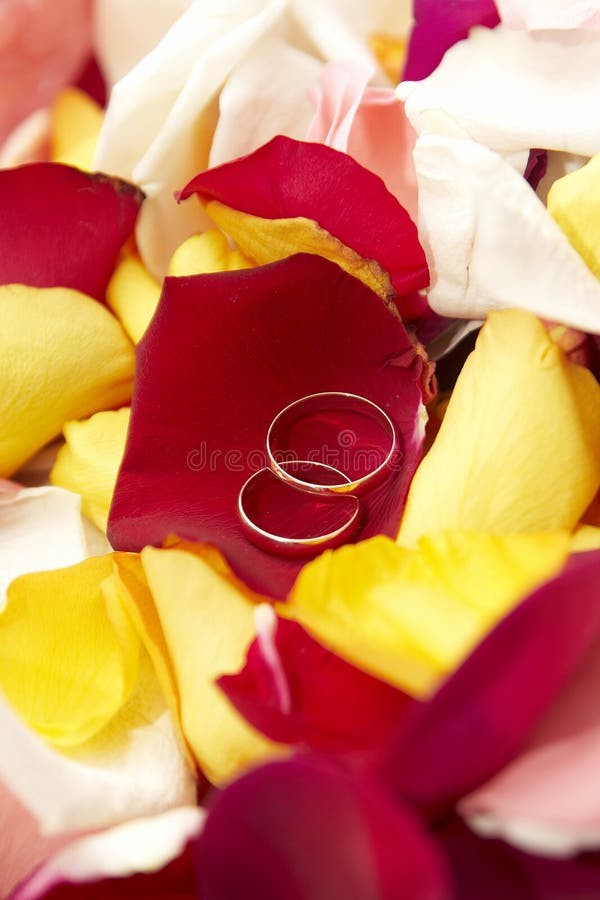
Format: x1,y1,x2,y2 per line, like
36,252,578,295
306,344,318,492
0,487,92,612
13,807,205,900
0,656,196,835
399,25,600,158
414,134,600,332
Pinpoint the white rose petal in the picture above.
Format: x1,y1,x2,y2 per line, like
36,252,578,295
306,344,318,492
414,134,600,332
14,806,205,900
0,656,196,835
399,25,600,158
0,487,92,612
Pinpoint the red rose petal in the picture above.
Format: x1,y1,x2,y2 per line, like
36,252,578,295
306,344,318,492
195,756,449,900
376,550,600,820
0,163,143,301
108,254,425,598
218,616,414,759
179,136,429,310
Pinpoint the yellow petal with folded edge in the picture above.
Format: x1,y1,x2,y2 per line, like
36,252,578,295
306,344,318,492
0,556,140,747
106,255,162,344
282,531,570,698
51,88,104,172
0,284,134,478
50,408,130,532
398,309,600,547
141,546,285,785
548,153,600,280
205,200,395,304
571,525,600,553
168,229,252,277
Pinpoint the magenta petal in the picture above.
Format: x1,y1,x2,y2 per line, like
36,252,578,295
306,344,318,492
108,255,425,598
195,756,450,900
218,616,414,758
403,0,500,81
439,818,600,900
377,550,600,819
0,163,143,301
179,136,429,304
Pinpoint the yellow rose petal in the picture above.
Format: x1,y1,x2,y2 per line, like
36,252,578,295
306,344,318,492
571,525,600,553
0,285,134,477
0,556,140,747
51,88,104,172
283,531,569,697
548,153,600,280
106,254,162,344
206,200,395,304
398,309,600,546
141,546,284,785
168,229,252,277
50,408,130,532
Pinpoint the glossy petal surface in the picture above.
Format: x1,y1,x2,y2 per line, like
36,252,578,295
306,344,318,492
398,310,600,545
0,285,134,477
378,550,600,818
108,255,425,598
180,136,429,310
219,610,413,758
0,163,142,301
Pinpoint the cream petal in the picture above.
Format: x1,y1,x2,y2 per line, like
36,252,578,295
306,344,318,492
94,0,194,87
414,134,600,331
399,25,600,157
0,657,196,835
497,0,600,30
209,36,321,168
95,0,289,276
0,487,90,613
14,807,205,900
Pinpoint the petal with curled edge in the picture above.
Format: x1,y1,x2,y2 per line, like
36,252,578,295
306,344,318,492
0,284,134,477
0,556,140,748
398,310,600,546
282,531,569,697
412,136,600,330
11,807,204,900
0,487,90,613
218,606,414,758
378,549,600,820
179,136,429,316
51,410,131,533
140,545,287,784
108,255,425,598
0,163,142,302
399,25,600,158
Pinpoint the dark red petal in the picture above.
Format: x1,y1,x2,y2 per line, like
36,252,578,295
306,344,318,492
195,756,449,900
403,0,500,82
438,817,600,900
179,136,429,304
218,617,414,759
0,163,143,301
377,549,600,819
108,254,425,598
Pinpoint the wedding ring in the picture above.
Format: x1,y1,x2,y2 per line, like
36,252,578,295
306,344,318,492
237,461,361,558
266,392,397,496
